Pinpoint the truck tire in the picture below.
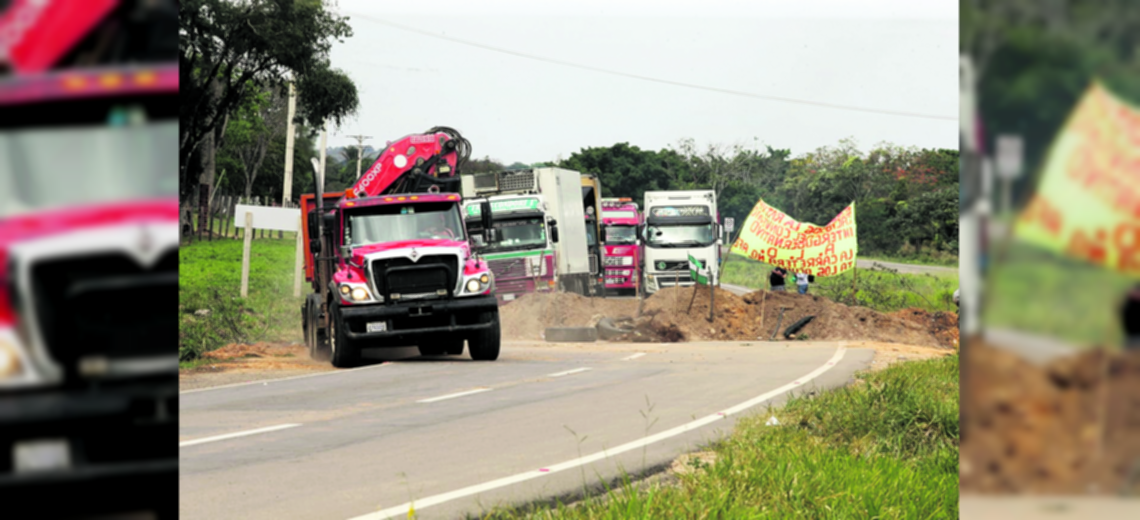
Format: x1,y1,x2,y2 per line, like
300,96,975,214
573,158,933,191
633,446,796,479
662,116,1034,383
305,294,327,360
329,303,359,368
469,311,501,361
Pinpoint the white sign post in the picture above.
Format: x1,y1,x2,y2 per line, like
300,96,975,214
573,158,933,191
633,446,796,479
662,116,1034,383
996,135,1023,216
234,205,303,298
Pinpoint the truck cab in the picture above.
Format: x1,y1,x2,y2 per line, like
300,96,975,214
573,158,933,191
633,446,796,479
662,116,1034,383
0,0,179,513
461,192,557,304
641,190,721,293
580,173,605,296
301,128,500,367
600,198,642,296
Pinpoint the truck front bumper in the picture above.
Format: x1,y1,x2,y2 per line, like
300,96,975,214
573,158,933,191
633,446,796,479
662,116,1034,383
0,380,178,516
341,294,499,342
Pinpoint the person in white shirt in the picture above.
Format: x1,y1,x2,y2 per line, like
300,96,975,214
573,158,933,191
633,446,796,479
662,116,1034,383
795,272,810,294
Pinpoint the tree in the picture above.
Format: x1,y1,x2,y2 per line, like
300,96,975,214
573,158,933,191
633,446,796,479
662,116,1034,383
179,0,358,200
227,84,288,199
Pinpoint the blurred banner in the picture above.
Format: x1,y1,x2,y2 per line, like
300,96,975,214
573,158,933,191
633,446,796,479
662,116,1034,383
729,199,857,277
1016,81,1140,277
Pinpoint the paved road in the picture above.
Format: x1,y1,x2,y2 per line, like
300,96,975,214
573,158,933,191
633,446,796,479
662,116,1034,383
179,341,872,519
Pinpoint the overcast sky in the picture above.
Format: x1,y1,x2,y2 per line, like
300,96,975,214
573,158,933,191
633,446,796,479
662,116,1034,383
326,0,957,164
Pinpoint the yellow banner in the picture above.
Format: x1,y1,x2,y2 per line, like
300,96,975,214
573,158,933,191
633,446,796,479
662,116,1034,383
730,200,858,277
1015,81,1140,276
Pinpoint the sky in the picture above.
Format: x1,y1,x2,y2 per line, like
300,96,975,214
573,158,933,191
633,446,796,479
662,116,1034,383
326,0,958,164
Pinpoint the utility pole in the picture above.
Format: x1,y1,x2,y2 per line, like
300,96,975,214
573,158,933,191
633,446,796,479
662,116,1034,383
319,121,329,192
282,81,297,206
345,134,372,179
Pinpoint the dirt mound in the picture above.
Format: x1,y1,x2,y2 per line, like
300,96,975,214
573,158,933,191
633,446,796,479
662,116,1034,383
961,338,1140,495
500,286,956,348
201,342,299,360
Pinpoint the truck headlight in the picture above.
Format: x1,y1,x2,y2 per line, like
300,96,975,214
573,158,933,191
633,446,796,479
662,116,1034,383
480,274,489,284
0,334,24,380
351,288,370,302
466,279,482,293
340,285,352,296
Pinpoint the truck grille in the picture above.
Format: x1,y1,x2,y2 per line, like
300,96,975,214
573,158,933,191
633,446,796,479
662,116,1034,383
653,260,689,272
371,255,459,300
488,257,528,280
498,171,536,192
28,250,178,381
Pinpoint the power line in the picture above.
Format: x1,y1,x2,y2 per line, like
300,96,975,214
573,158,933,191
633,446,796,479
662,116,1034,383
345,12,955,122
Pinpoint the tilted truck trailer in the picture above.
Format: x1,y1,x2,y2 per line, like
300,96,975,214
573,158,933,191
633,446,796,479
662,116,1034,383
301,127,501,367
580,173,605,296
600,198,643,296
0,0,179,513
641,190,721,294
459,176,556,304
460,168,595,299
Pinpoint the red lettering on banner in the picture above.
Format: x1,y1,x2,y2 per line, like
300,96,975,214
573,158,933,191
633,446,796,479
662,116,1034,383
1066,228,1108,266
1115,222,1140,273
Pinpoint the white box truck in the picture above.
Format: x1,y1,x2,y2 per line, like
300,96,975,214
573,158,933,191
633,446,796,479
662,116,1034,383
642,190,721,294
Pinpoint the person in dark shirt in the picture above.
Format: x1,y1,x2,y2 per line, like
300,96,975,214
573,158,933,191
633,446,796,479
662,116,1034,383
1122,284,1140,350
769,266,788,291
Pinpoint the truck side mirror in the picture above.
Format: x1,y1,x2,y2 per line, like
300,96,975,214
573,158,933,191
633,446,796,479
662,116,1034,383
551,225,559,244
323,212,337,230
310,239,322,254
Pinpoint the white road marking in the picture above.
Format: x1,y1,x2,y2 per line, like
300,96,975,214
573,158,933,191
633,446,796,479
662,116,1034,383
417,388,491,404
348,343,848,520
547,367,591,377
180,424,301,448
620,353,646,361
180,362,390,395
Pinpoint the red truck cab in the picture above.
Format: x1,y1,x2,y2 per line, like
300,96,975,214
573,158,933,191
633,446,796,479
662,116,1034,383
601,198,643,296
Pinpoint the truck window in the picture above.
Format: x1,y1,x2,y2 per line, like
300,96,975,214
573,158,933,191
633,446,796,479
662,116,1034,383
646,223,715,248
604,225,638,245
346,202,465,246
0,92,178,214
585,221,598,247
475,217,546,253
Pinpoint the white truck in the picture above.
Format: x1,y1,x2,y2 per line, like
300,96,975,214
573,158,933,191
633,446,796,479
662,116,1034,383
461,168,594,297
641,190,721,294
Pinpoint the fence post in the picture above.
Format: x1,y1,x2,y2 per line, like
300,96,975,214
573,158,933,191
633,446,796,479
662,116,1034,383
241,211,253,298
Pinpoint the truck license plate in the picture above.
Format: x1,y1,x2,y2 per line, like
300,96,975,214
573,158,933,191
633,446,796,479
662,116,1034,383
503,294,515,301
367,322,387,333
14,439,71,474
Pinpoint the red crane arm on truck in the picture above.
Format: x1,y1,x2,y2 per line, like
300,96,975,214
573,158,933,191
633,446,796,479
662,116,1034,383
350,126,470,198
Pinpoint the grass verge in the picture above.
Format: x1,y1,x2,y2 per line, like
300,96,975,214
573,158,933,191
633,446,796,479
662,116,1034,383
179,237,304,361
722,256,958,314
479,355,959,519
983,240,1133,348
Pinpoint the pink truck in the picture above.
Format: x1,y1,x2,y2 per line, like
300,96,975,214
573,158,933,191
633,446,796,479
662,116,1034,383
301,127,501,367
0,22,179,520
601,198,643,296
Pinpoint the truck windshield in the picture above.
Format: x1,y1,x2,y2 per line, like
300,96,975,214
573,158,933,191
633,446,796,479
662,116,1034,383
646,224,715,248
476,217,547,253
347,202,465,246
604,225,638,245
0,93,178,215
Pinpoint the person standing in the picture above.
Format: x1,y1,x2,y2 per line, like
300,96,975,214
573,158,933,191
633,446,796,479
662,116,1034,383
1121,284,1140,350
769,266,788,291
795,271,810,294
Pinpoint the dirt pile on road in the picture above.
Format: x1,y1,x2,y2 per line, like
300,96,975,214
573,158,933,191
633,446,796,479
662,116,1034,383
960,338,1140,495
501,287,956,348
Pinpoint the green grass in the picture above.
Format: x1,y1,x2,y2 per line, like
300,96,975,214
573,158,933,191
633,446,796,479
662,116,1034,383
983,240,1134,349
861,255,958,268
479,356,959,520
179,237,304,361
721,256,958,314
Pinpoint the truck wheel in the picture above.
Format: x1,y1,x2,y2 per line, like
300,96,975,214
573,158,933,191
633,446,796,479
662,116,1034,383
469,311,501,361
307,295,330,361
329,303,359,368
